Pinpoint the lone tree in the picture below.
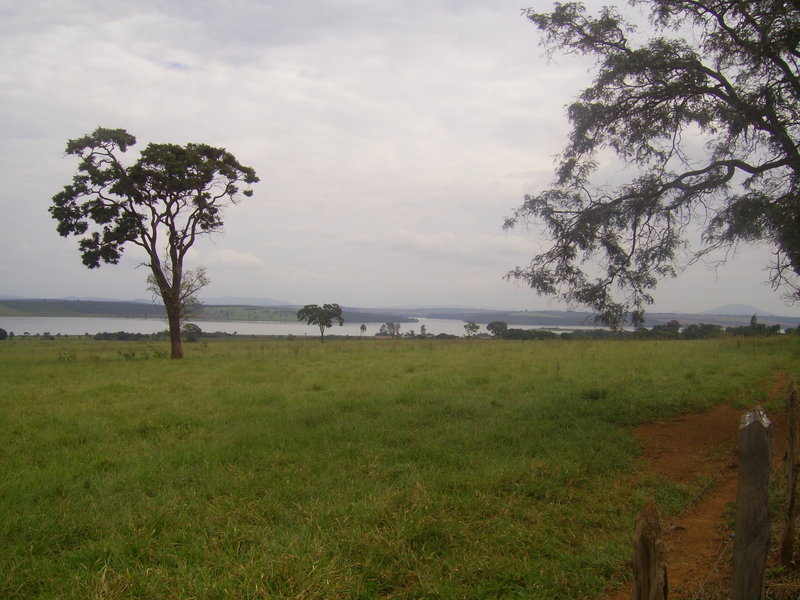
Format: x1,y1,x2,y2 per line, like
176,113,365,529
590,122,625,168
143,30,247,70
49,127,258,358
297,303,344,342
505,1,800,328
464,320,480,337
387,322,401,339
181,322,203,343
487,320,509,338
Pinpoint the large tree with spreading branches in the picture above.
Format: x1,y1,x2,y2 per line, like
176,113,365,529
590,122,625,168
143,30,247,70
50,127,258,358
505,1,800,328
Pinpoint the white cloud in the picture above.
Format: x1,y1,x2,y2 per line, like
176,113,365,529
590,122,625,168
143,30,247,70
0,0,797,315
200,248,268,270
353,230,531,266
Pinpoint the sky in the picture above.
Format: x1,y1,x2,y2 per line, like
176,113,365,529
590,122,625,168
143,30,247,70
1,0,798,316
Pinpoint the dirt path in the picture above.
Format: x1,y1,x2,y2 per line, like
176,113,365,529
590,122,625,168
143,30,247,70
601,375,791,600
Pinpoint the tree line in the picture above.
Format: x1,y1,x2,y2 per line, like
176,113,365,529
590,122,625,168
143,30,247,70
485,316,791,341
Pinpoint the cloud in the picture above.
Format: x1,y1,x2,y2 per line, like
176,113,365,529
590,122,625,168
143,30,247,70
0,1,797,315
200,248,268,270
371,230,530,266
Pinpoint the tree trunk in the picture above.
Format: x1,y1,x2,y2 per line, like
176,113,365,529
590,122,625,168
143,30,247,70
165,301,184,359
148,259,184,359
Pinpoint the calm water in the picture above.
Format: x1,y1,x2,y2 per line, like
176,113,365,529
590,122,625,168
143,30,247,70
0,316,497,337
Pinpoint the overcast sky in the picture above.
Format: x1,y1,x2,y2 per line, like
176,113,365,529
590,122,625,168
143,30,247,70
1,0,797,316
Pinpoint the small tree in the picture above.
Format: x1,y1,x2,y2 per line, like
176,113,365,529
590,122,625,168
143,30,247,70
360,323,367,337
649,319,681,339
297,303,344,342
464,321,480,337
49,127,258,359
487,321,509,338
0,328,7,341
181,323,202,342
384,322,401,339
147,265,209,326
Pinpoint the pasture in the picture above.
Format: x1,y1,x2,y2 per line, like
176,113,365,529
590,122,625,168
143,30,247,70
1,335,797,599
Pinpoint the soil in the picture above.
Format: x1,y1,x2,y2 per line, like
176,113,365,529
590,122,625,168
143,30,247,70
600,372,797,600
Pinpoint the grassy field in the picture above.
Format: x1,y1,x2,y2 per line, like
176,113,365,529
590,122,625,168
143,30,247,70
197,305,298,322
1,336,797,599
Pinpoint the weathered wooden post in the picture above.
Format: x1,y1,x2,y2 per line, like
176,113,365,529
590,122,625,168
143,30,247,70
632,501,667,600
780,380,799,567
731,407,773,600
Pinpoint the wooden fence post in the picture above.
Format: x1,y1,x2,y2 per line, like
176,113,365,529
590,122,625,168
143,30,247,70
780,380,799,567
731,407,773,600
632,501,667,600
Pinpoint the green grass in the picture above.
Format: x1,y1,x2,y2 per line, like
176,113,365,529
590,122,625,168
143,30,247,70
1,336,797,599
198,305,297,321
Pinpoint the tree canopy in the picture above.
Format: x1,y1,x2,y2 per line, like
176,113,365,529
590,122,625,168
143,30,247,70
505,1,800,328
297,303,344,342
50,127,258,357
379,322,402,338
487,321,509,337
463,321,480,337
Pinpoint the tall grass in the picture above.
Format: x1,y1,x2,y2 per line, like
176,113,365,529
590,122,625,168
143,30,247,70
1,336,797,599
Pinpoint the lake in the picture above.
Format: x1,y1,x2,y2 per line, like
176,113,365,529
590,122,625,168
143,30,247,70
0,316,504,338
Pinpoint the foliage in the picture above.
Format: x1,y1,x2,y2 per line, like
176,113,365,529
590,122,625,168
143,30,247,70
727,322,782,336
463,320,480,337
0,328,6,341
378,322,402,338
632,319,782,339
181,323,203,342
680,322,724,340
49,127,258,358
296,303,344,342
146,265,209,324
503,327,559,340
92,331,165,341
486,321,509,337
649,319,682,339
505,1,800,328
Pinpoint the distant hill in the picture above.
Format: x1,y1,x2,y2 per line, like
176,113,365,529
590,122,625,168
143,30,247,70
2,298,799,329
0,299,165,318
0,299,417,324
701,304,775,316
201,296,292,306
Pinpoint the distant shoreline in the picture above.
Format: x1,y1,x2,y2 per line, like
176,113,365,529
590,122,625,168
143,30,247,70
1,298,799,329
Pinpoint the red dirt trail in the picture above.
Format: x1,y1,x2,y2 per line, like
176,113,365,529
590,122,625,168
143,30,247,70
600,373,793,600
